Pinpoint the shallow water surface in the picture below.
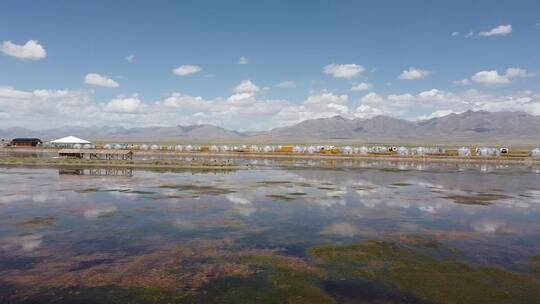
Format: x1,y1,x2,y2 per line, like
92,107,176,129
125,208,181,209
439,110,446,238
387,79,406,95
0,163,539,303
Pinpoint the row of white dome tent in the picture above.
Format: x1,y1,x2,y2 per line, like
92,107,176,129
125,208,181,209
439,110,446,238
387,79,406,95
103,143,131,150
475,147,509,157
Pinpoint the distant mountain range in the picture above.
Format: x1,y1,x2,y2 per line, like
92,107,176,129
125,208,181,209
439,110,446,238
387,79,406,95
1,110,540,144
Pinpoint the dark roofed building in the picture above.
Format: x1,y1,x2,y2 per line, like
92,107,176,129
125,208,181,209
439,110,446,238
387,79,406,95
10,138,42,147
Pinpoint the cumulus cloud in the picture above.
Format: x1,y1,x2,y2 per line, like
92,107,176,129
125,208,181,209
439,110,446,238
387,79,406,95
471,68,534,85
233,80,260,94
173,65,202,76
323,63,364,78
351,82,372,91
125,54,135,63
453,78,470,86
398,67,431,80
1,40,46,60
2,83,540,131
104,95,143,113
479,24,512,37
357,89,540,119
238,56,248,64
451,31,460,37
275,80,296,88
84,73,119,88
464,31,474,38
418,109,460,120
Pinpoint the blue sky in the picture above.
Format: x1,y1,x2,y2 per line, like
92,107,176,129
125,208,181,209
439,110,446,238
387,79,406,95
0,1,539,130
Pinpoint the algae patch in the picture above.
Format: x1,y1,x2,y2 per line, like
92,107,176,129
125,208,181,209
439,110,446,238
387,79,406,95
309,240,540,304
188,254,333,304
265,194,295,202
17,216,56,227
443,193,509,206
158,184,235,196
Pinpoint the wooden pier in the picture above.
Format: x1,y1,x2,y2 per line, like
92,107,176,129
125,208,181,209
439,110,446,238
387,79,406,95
58,149,133,160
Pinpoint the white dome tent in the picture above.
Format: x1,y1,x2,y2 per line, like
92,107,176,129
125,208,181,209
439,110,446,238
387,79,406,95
458,147,471,157
530,148,540,157
342,146,353,154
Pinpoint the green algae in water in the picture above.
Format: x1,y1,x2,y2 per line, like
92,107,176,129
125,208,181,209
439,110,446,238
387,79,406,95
158,184,235,195
391,182,412,187
288,192,307,196
17,216,56,226
443,193,509,206
23,286,187,304
309,240,540,304
187,255,333,304
257,180,293,185
265,194,296,202
530,255,540,277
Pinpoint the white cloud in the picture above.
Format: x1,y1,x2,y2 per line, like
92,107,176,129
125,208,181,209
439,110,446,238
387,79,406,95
173,65,202,76
350,82,372,91
398,67,431,80
162,92,206,108
451,31,459,36
2,82,540,131
125,54,135,63
479,24,512,37
453,78,470,86
275,80,296,88
464,31,474,38
104,95,143,113
418,109,459,120
1,40,46,60
238,56,248,64
233,80,260,94
471,68,534,85
323,63,364,79
84,73,119,88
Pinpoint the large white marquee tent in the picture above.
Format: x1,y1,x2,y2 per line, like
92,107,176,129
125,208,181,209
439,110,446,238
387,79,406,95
49,136,93,148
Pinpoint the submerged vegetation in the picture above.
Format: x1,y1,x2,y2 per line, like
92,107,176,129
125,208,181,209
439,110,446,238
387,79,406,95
158,184,235,196
441,193,509,206
17,216,56,227
309,239,540,304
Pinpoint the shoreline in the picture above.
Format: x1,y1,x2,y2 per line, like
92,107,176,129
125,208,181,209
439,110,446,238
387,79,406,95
0,157,241,171
1,147,540,166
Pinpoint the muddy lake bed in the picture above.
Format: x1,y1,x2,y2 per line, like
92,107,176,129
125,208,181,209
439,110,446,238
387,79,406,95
1,159,540,303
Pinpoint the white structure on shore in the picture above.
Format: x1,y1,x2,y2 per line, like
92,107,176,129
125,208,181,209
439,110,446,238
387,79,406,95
530,148,540,157
50,136,93,148
458,147,471,157
476,147,499,157
396,146,409,155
